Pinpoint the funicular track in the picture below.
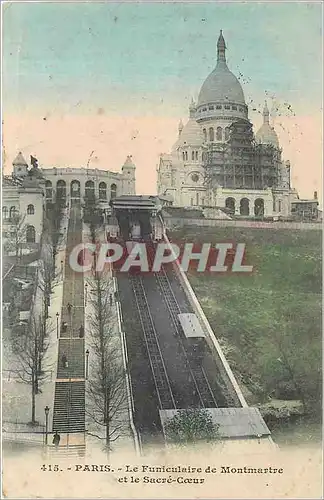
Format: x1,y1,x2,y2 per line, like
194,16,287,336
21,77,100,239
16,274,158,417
146,241,218,408
129,274,176,410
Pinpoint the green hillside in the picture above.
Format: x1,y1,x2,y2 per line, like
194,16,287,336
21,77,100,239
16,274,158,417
171,227,322,417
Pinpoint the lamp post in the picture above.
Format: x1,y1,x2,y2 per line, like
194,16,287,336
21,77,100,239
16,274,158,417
85,283,88,306
56,312,59,338
44,406,50,445
85,349,89,380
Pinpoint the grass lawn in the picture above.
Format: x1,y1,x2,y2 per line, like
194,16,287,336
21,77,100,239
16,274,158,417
171,227,322,414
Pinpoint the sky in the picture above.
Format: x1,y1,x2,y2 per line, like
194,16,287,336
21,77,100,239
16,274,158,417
2,1,323,202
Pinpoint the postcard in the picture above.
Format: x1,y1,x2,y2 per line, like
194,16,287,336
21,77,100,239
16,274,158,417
2,1,322,498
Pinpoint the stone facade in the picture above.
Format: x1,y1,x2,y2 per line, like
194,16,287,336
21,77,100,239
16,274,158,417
157,31,302,218
2,153,136,246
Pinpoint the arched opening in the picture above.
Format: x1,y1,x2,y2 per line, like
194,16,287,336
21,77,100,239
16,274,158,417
195,151,198,160
202,129,207,141
2,206,8,220
182,152,185,161
225,127,230,141
99,182,107,200
26,225,36,243
191,151,195,161
254,198,264,216
225,197,236,215
240,198,250,216
27,204,35,215
45,180,52,200
196,192,199,205
56,180,66,200
9,206,17,219
70,180,81,199
185,151,188,161
85,180,95,200
216,127,222,141
209,127,214,141
110,183,117,200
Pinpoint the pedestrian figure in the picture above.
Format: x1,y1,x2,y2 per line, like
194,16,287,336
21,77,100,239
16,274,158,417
61,321,68,333
67,303,72,315
79,324,84,338
52,431,60,448
61,353,68,369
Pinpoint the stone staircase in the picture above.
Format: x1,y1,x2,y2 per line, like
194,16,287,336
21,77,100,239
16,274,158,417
52,206,86,444
52,381,85,433
57,339,85,379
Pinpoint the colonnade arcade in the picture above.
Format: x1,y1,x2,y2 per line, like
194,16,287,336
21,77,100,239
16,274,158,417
225,196,265,216
45,179,118,203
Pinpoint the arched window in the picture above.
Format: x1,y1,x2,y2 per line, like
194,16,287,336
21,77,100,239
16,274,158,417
240,198,250,216
182,152,185,161
9,206,17,218
45,180,52,200
216,127,222,141
185,151,188,161
254,198,264,216
196,192,199,205
203,129,207,141
192,151,195,161
56,180,66,199
225,197,236,215
27,204,35,215
26,225,36,243
209,127,214,141
85,180,95,200
99,182,107,200
225,127,230,141
195,151,198,160
110,183,117,200
2,206,8,220
278,200,282,212
70,180,81,198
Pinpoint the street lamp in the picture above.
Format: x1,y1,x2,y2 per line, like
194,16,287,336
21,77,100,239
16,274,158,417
44,406,50,445
85,283,88,306
56,312,59,338
85,349,89,379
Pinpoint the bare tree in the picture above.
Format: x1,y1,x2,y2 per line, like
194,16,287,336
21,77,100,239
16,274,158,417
165,408,220,446
11,314,52,425
37,236,60,320
45,197,65,265
3,213,27,262
86,268,128,456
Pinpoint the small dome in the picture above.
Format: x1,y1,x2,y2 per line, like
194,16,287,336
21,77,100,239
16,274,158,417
255,124,279,147
13,152,28,167
172,118,205,150
122,155,136,169
198,31,245,106
255,102,279,147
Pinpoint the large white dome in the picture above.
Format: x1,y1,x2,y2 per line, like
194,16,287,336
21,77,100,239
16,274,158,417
198,31,245,107
198,61,245,106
